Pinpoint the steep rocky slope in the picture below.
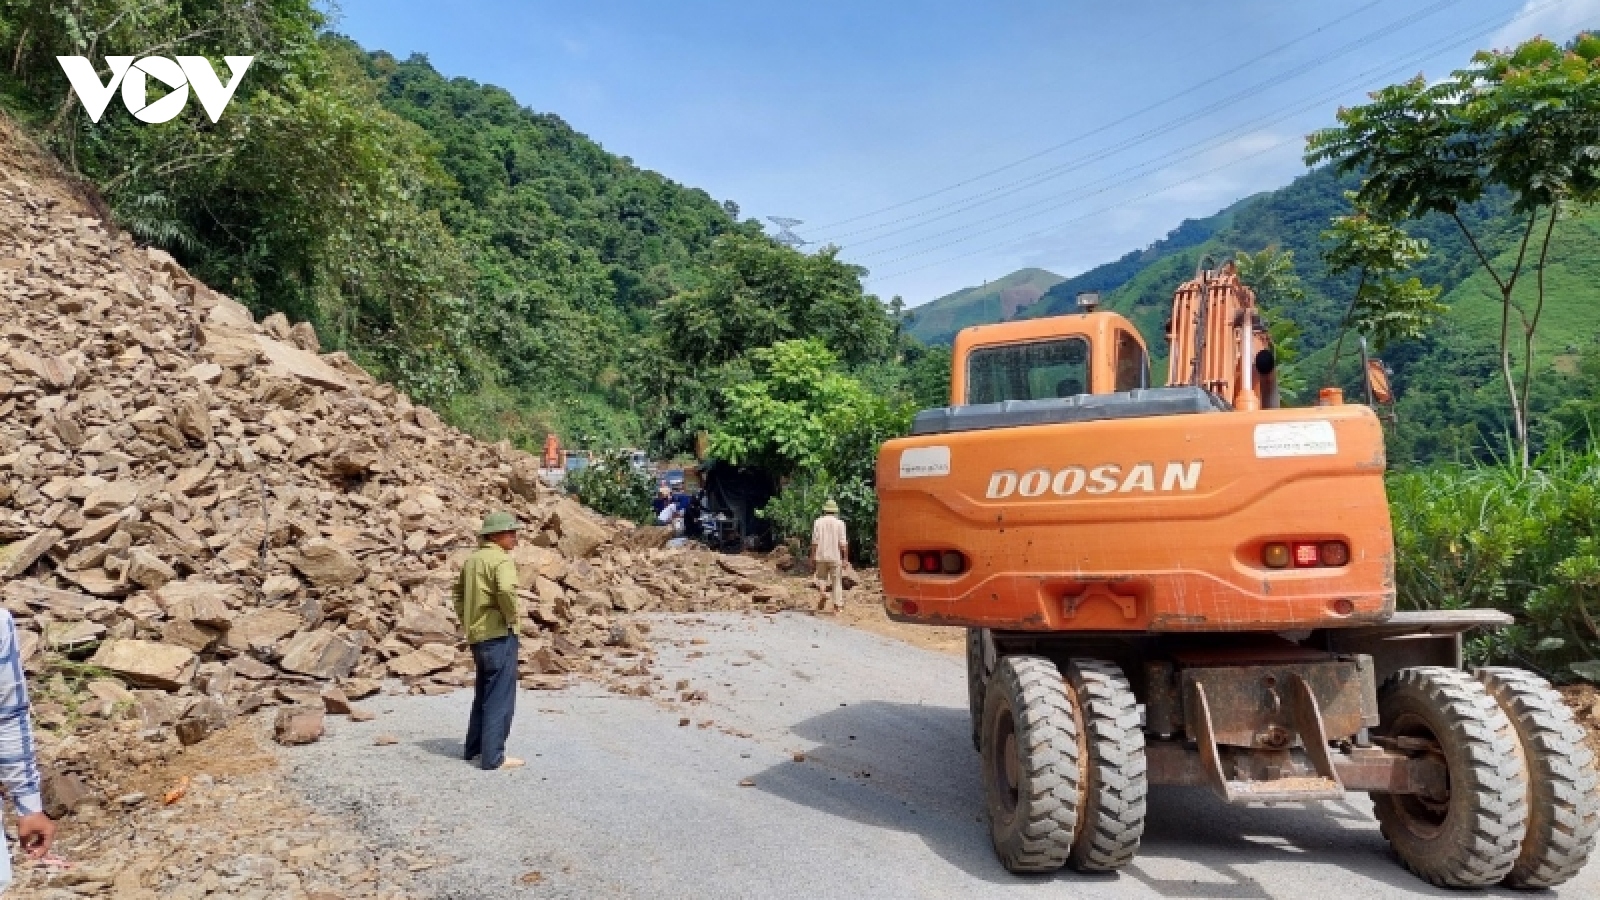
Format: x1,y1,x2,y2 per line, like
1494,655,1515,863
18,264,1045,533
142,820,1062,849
0,109,809,819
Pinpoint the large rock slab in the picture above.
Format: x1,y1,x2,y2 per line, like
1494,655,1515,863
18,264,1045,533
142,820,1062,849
82,481,140,517
199,325,262,367
548,500,609,559
0,529,63,579
286,539,364,588
89,640,197,690
224,608,303,652
155,581,239,627
278,629,363,680
255,336,349,391
387,643,455,677
394,605,456,647
124,548,176,589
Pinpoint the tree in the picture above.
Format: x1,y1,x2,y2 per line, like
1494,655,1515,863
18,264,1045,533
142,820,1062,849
654,235,895,370
1307,34,1600,467
1318,201,1445,383
708,340,913,563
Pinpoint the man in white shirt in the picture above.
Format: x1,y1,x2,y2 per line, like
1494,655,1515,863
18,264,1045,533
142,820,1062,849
0,607,56,893
809,500,848,614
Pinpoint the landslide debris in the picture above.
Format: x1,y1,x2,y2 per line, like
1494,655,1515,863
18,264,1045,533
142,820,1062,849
0,112,815,895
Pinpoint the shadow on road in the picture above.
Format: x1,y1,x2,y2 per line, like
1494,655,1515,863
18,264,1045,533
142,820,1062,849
415,736,466,760
757,700,1535,898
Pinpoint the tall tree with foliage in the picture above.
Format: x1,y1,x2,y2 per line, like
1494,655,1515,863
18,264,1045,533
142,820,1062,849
1318,200,1444,385
643,235,900,457
1307,34,1600,467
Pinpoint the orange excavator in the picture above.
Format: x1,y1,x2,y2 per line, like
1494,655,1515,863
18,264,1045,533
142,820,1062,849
876,259,1598,887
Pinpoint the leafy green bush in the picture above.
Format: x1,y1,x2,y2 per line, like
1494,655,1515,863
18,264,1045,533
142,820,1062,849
1389,440,1600,679
563,452,655,524
709,339,911,565
761,474,881,565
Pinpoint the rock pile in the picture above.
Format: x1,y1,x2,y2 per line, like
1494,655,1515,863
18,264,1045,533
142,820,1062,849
0,119,809,761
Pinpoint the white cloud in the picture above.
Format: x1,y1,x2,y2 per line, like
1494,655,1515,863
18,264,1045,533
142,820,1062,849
1492,0,1600,49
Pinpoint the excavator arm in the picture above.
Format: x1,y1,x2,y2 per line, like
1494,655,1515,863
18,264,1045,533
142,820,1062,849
1164,260,1277,412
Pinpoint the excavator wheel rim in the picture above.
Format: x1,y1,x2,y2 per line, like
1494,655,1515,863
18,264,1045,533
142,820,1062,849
1385,711,1450,836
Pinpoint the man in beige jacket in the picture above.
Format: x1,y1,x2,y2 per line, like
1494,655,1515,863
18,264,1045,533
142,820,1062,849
809,499,848,614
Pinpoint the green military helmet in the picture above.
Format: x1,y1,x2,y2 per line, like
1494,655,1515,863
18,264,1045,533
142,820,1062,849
479,511,521,536
822,499,840,515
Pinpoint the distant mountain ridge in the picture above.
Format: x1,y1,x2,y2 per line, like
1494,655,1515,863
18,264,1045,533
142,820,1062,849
903,267,1063,344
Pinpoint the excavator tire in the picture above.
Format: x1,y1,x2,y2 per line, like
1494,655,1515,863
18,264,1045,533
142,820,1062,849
966,628,986,752
1371,667,1528,888
1475,667,1600,888
981,655,1082,873
1063,659,1146,872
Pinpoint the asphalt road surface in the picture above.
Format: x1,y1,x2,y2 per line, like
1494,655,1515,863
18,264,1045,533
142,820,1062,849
290,612,1600,899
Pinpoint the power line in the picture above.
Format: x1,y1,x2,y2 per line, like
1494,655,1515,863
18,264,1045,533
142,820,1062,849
809,0,1402,234
826,0,1462,246
862,0,1579,286
851,14,1480,265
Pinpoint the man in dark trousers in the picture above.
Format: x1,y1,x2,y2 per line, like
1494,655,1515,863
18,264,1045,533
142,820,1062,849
454,512,524,770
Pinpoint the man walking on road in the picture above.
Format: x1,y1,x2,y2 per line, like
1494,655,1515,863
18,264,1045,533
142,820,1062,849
454,512,525,770
0,606,56,893
810,500,848,614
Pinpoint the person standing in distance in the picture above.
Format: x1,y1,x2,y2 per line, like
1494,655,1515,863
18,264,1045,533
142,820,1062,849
810,499,848,614
455,512,525,770
0,606,56,892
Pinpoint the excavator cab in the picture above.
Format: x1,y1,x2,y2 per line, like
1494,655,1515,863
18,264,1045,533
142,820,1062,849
950,305,1150,405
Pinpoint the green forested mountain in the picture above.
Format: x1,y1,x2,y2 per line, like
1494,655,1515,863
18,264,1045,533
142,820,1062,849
0,3,918,462
903,267,1061,344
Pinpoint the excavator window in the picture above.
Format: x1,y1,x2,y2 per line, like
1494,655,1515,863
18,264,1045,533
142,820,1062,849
966,338,1090,404
1114,330,1148,392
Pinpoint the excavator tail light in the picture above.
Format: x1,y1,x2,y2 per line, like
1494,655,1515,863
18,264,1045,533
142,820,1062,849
1262,543,1291,569
899,549,968,576
1319,541,1350,567
1261,540,1349,569
1292,543,1321,568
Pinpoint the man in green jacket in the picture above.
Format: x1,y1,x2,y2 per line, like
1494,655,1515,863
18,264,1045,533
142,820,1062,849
454,512,525,770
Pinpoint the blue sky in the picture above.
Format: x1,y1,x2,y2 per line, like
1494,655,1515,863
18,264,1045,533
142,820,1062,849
330,0,1600,307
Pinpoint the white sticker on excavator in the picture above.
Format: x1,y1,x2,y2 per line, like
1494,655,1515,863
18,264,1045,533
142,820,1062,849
1254,421,1338,458
899,446,951,478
